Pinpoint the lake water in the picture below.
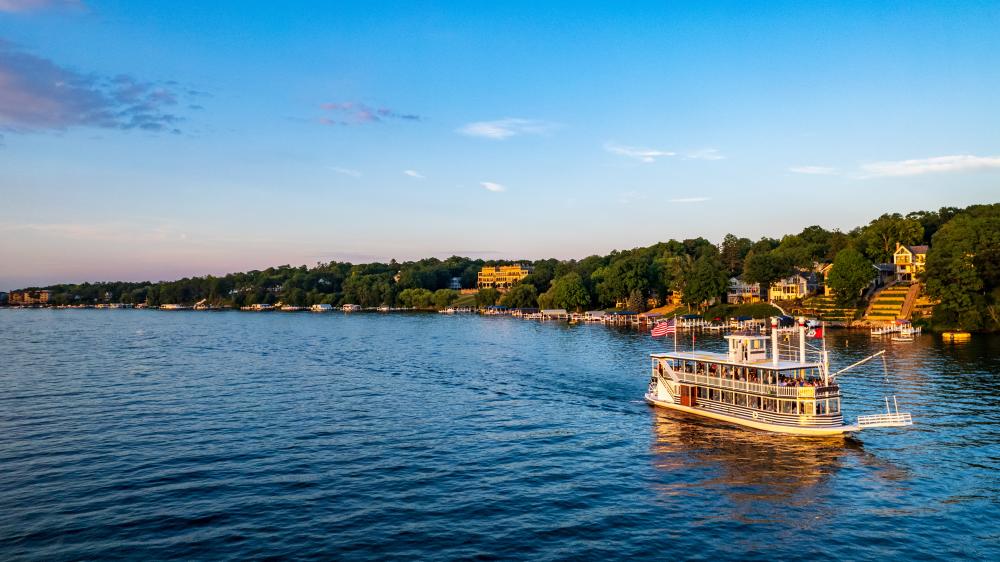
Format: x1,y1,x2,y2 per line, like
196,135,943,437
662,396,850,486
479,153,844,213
1,309,998,560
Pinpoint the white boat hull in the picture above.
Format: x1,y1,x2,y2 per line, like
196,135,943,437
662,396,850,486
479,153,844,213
644,393,859,436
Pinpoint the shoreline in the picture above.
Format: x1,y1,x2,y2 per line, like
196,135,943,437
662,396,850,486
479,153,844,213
0,304,944,333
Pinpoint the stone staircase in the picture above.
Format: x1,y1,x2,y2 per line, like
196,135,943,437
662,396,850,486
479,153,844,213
798,295,856,322
865,284,910,323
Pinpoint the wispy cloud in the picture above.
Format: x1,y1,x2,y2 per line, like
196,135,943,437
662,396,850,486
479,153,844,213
403,169,425,179
0,0,82,13
457,118,556,140
318,102,419,126
604,142,676,163
0,40,192,133
330,166,361,178
481,181,506,193
790,165,838,175
684,148,725,161
860,154,1000,177
669,197,710,203
605,143,725,163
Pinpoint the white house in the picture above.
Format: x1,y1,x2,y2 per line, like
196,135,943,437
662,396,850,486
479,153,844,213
727,277,761,304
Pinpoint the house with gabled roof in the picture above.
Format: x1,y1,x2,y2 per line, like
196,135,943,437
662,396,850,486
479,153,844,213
893,243,928,282
768,272,818,301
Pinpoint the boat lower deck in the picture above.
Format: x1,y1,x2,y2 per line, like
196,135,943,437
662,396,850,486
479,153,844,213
645,393,859,436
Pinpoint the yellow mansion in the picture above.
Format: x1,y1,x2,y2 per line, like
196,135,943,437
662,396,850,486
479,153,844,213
477,265,533,291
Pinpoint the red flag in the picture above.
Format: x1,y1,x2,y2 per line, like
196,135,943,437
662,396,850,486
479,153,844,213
808,327,823,338
651,318,676,337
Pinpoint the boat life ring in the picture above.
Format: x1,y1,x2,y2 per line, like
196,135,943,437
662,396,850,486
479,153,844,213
752,412,760,420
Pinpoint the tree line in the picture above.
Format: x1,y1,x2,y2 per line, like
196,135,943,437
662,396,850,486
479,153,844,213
14,204,1000,331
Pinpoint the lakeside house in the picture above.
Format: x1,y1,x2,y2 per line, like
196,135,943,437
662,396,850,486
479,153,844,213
449,277,462,290
342,304,361,312
727,277,762,304
894,243,928,282
477,264,533,291
768,272,818,301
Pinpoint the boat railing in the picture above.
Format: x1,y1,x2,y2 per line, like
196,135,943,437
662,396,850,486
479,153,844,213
666,371,839,398
857,411,913,428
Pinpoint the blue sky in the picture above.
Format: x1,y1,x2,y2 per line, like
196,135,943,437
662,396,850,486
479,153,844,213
1,0,999,288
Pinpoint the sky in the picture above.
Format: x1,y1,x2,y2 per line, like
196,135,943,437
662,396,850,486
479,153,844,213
1,0,999,289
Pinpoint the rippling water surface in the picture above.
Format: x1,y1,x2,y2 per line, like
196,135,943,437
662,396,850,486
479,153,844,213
1,309,998,560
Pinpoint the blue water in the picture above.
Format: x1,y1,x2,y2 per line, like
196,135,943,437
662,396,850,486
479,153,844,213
0,309,998,560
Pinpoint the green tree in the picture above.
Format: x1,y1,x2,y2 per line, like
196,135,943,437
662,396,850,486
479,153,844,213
719,234,753,277
432,289,458,309
625,288,645,312
543,272,591,311
858,213,924,263
285,287,307,307
399,288,434,308
498,284,539,309
925,204,1000,331
476,287,500,308
683,255,728,310
742,251,793,293
592,256,650,307
827,248,876,306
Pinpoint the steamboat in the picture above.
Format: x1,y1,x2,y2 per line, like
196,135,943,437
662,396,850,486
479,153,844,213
645,318,912,436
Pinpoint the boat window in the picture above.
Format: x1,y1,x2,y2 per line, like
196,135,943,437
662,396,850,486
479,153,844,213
781,400,796,414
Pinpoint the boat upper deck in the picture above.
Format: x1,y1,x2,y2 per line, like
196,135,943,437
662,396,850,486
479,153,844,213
651,350,823,371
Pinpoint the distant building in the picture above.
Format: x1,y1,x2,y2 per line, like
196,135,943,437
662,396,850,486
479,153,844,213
0,292,7,305
894,243,928,282
477,264,533,290
727,277,761,304
9,290,51,305
768,273,818,301
819,263,837,296
449,277,462,290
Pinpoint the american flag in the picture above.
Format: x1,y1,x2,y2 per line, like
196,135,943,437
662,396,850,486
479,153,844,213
650,318,676,337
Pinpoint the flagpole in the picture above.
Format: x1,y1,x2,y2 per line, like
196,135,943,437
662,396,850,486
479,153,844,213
673,315,677,352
